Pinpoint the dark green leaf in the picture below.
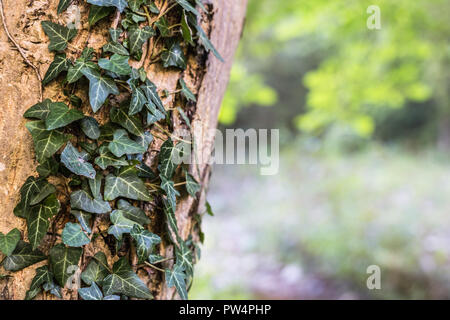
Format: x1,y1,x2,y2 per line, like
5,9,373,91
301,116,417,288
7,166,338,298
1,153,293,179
110,106,144,136
89,172,103,199
117,199,150,225
175,240,194,278
14,176,56,218
61,142,96,179
205,201,214,216
129,83,146,115
43,53,70,85
26,265,53,300
130,225,160,263
62,222,90,247
155,17,170,37
194,20,224,62
71,210,92,233
45,102,84,130
98,54,132,75
24,99,52,120
103,257,152,299
67,49,98,84
165,264,188,300
177,107,191,129
70,190,111,214
29,179,56,206
128,0,144,12
49,244,82,287
81,117,101,140
160,175,179,213
109,28,123,42
179,78,196,102
185,171,200,199
108,129,146,157
82,68,119,112
108,209,142,240
148,254,164,264
128,25,155,55
87,0,128,12
103,41,129,56
104,173,151,201
79,282,103,300
36,157,59,178
180,10,193,45
134,131,153,151
27,194,60,250
3,241,46,271
161,41,187,69
57,0,73,14
88,5,115,25
0,228,21,256
94,145,129,170
175,0,199,16
41,21,77,52
140,79,165,114
25,121,68,161
81,252,110,285
158,138,182,179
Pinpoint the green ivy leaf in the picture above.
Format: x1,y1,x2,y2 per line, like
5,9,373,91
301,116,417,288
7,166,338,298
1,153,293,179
103,257,152,299
43,53,70,85
67,52,98,84
36,157,59,178
25,121,68,162
29,179,56,206
103,41,129,56
110,106,144,136
160,175,180,214
108,129,146,157
109,28,123,42
27,194,60,250
45,102,84,130
81,252,110,285
71,210,92,233
205,201,214,216
179,78,196,102
61,142,96,179
81,116,101,140
98,54,132,75
104,173,151,201
87,0,128,12
0,228,21,256
88,5,115,26
177,107,191,129
108,209,142,240
175,240,194,278
25,266,53,300
148,254,164,264
134,131,153,151
82,68,119,112
117,199,150,225
2,241,46,271
129,82,147,115
194,19,224,62
14,176,57,218
70,190,111,214
180,10,194,45
89,172,103,199
128,0,144,12
130,225,160,263
140,79,165,114
165,264,188,300
158,138,183,179
49,244,82,287
155,17,170,37
79,282,103,300
185,171,200,199
24,99,52,120
62,222,90,247
175,0,199,16
161,41,187,69
57,0,73,14
128,25,155,56
94,145,129,170
41,21,77,52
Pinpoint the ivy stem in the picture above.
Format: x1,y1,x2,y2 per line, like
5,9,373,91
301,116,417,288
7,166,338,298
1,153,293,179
144,261,165,272
173,181,187,187
153,122,192,144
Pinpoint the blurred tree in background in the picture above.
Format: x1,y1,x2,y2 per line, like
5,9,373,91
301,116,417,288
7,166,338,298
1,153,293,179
223,0,449,147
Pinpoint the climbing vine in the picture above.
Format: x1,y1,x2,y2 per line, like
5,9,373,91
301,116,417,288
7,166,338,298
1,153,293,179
0,0,219,300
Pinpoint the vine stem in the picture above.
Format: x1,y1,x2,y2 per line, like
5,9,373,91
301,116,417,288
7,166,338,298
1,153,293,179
154,122,192,144
144,261,165,272
0,0,43,102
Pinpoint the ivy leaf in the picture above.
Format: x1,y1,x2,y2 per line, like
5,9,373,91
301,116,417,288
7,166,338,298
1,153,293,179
179,78,196,102
194,20,224,62
175,240,194,278
45,102,84,130
61,142,96,179
104,173,152,201
180,10,193,45
175,0,199,16
41,21,77,52
160,176,180,214
70,190,111,214
177,107,191,129
130,225,161,263
110,106,144,136
71,210,92,233
67,48,98,84
109,28,123,42
158,138,181,179
128,25,155,56
128,0,144,12
79,282,103,300
25,121,68,161
81,117,101,140
95,145,129,170
129,82,146,115
81,252,110,285
134,131,153,151
87,0,128,12
103,41,129,56
103,257,153,299
14,176,56,218
99,54,132,75
0,228,21,256
27,194,60,250
165,264,188,300
82,68,119,112
117,199,150,225
42,279,62,299
164,202,180,242
148,254,164,264
205,201,214,216
2,241,46,272
62,222,90,247
49,244,82,287
140,79,166,115
108,129,146,157
185,171,201,199
57,0,73,14
155,17,170,37
36,157,59,178
26,265,53,300
89,172,103,199
161,41,187,69
43,53,70,85
108,209,142,240
24,99,52,120
29,179,56,206
88,5,115,25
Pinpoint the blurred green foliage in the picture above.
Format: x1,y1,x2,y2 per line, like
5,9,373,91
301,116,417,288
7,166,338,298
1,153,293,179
222,0,449,138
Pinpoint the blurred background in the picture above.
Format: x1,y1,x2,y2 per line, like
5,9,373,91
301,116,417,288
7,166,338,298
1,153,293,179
190,0,450,299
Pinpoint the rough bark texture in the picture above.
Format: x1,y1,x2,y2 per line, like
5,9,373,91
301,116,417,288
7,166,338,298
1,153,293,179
0,0,247,300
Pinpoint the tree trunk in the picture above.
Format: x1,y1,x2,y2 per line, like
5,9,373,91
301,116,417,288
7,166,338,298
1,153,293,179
0,0,246,300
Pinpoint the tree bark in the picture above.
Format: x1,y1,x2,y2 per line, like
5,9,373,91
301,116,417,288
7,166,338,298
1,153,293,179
0,0,247,300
